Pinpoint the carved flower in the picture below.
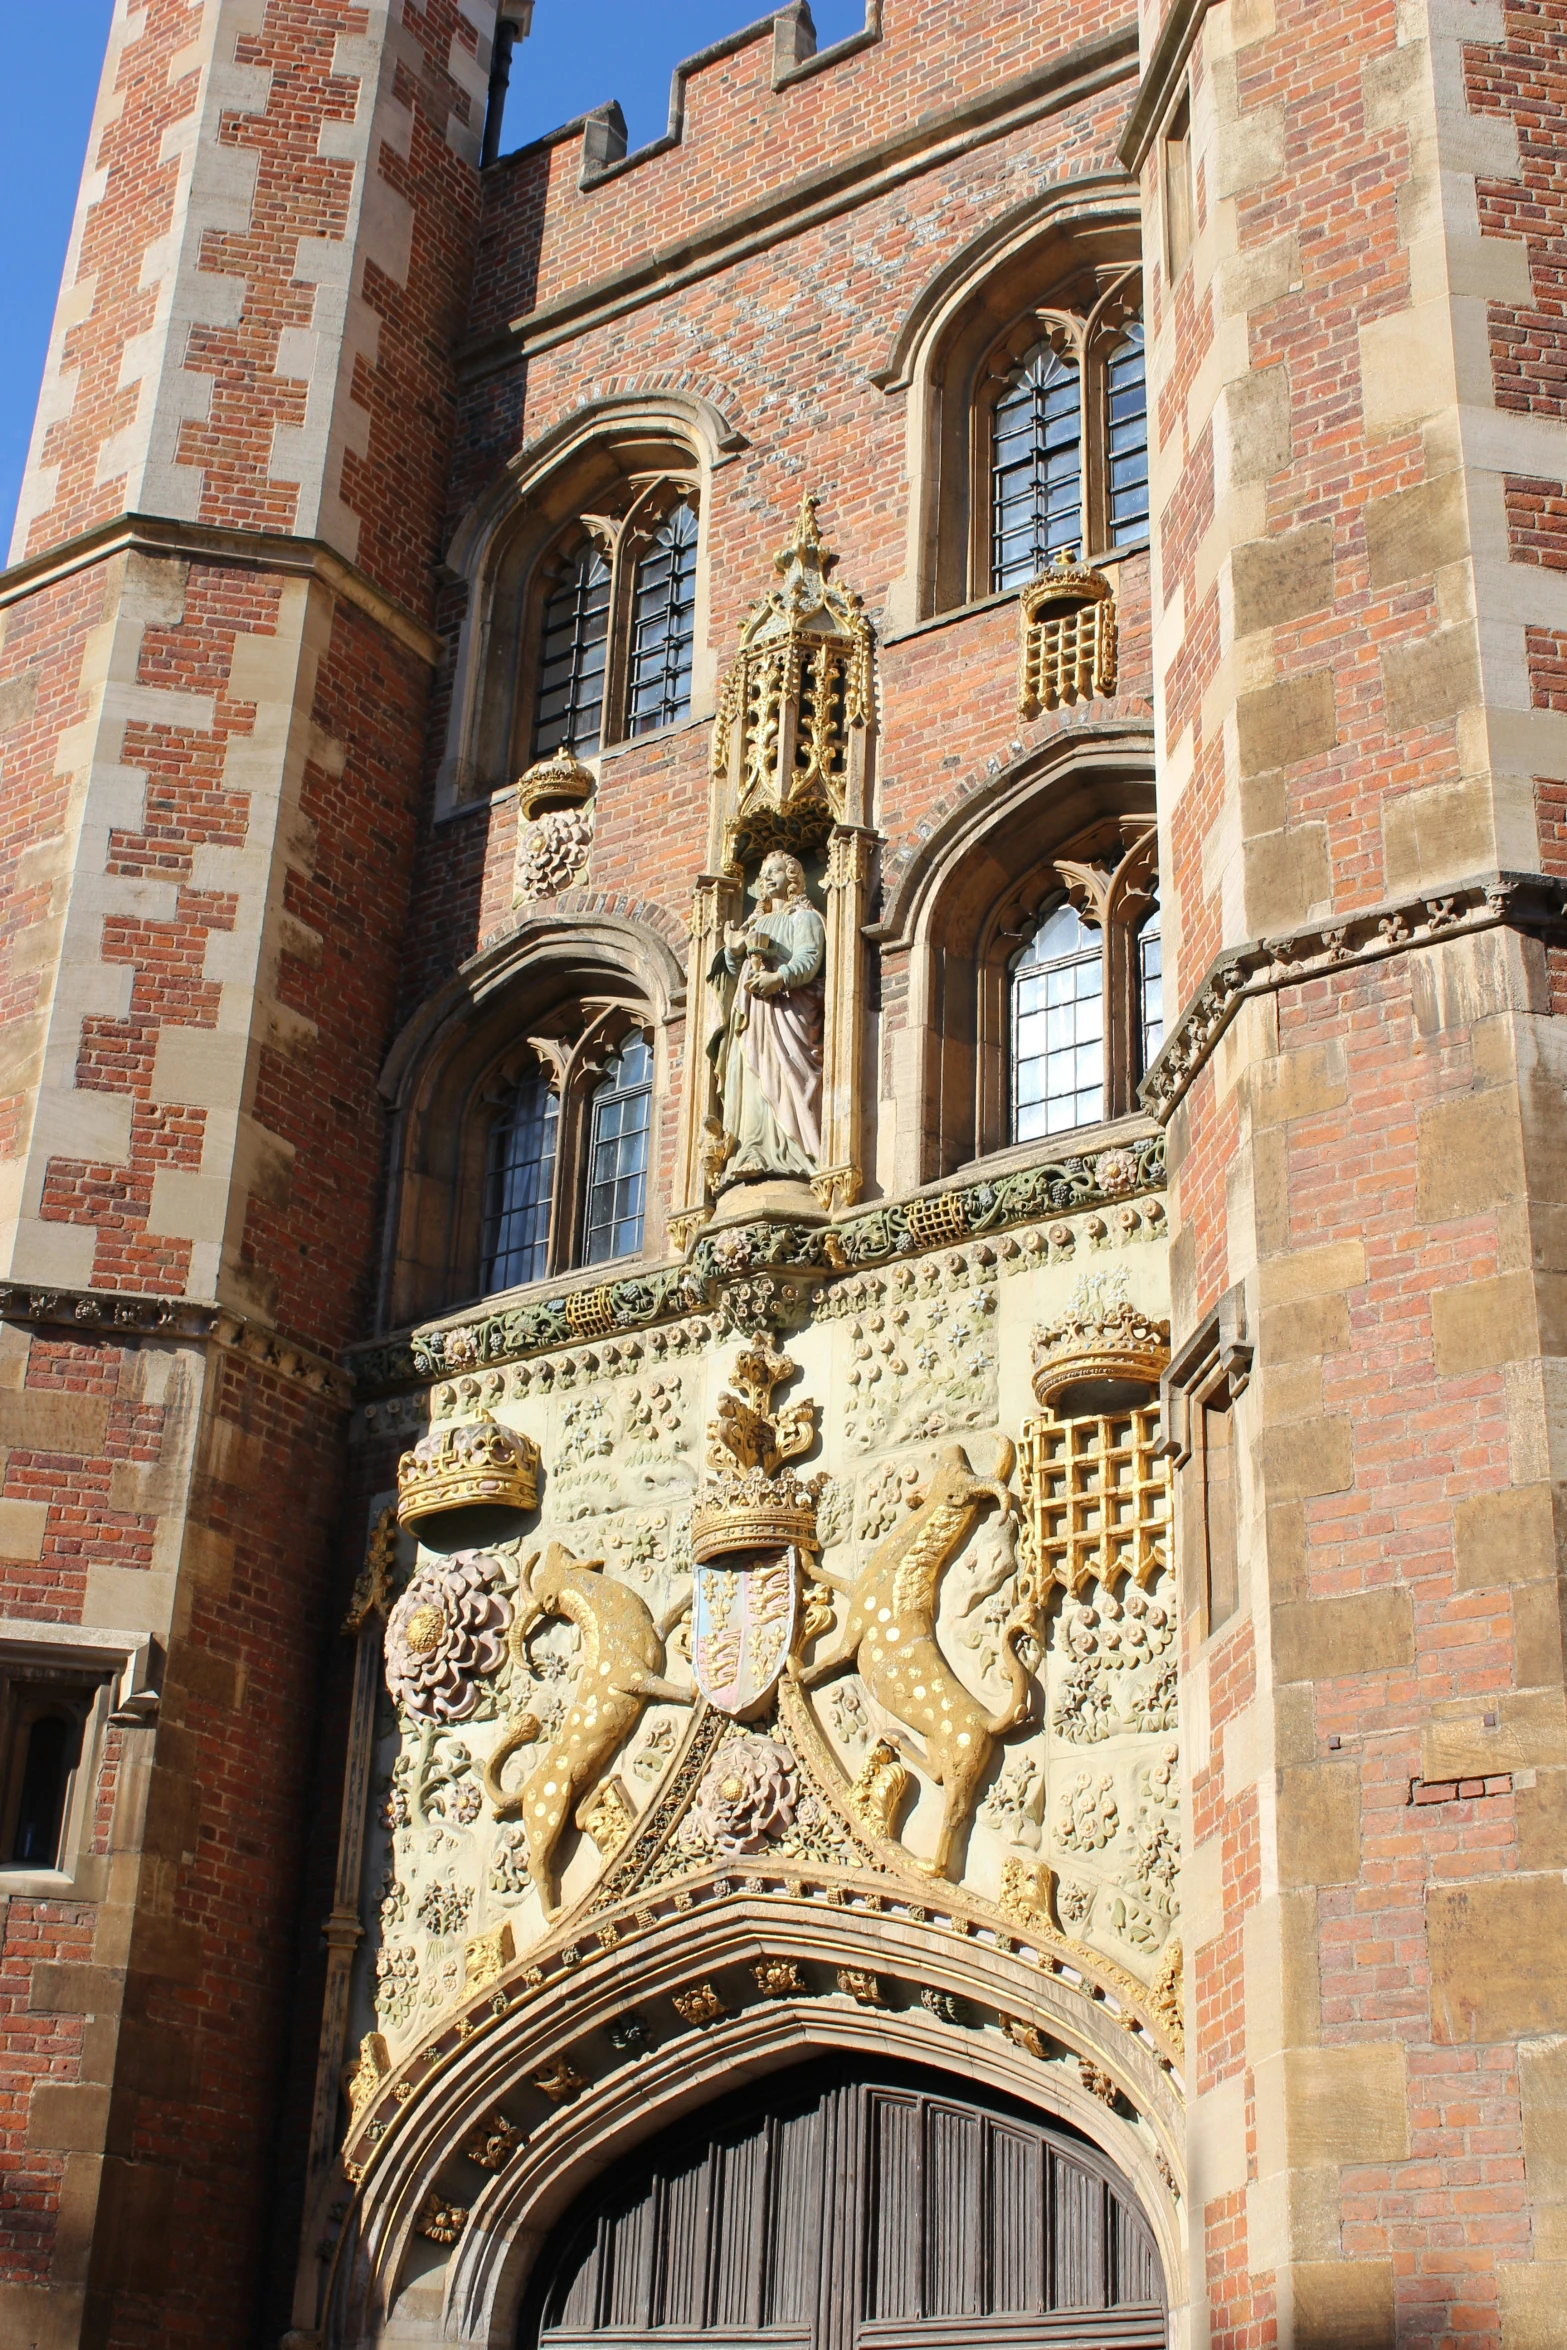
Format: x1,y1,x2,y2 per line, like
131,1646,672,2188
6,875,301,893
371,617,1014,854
710,1224,758,1272
384,1551,511,1722
442,1325,481,1369
1093,1146,1140,1196
695,1735,798,1853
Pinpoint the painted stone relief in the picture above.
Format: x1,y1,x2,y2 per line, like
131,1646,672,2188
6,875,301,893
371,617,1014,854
353,1228,1180,2087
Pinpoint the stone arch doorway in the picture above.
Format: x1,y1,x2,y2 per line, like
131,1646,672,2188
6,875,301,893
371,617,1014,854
517,2056,1166,2350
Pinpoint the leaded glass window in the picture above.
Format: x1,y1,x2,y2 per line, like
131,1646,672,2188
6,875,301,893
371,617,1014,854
1139,902,1163,1073
481,1068,559,1291
1012,901,1104,1140
533,545,611,758
584,1034,653,1265
991,341,1083,590
627,502,698,735
1106,324,1149,547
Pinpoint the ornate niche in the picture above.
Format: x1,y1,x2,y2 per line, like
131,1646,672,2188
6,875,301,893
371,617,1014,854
672,496,877,1245
1018,549,1118,718
1019,1272,1181,1967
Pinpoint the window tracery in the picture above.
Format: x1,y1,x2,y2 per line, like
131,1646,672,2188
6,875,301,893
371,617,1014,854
976,267,1148,594
474,1013,654,1299
527,481,700,763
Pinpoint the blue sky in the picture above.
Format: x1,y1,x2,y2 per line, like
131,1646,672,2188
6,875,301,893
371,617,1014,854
0,2,865,549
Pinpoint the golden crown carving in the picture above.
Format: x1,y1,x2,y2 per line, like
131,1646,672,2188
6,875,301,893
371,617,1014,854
1030,1276,1170,1412
516,748,595,821
690,1342,821,1562
396,1410,541,1526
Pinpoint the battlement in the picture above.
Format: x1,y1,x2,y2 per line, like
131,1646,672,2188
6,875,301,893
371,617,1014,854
552,2,884,190
467,0,1137,347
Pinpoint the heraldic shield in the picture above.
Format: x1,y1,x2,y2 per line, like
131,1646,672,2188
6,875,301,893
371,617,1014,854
691,1545,800,1715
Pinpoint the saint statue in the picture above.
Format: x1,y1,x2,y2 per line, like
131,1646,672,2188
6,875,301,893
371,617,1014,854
709,849,826,1186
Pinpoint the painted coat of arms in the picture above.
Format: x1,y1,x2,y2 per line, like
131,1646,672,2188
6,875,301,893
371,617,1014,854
692,1546,800,1714
688,1342,820,1717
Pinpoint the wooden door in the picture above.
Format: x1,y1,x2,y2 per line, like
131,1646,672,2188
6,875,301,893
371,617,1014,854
521,2058,1165,2350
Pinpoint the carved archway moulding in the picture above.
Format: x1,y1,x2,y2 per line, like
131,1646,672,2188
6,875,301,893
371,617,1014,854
322,1894,1186,2350
875,722,1157,953
378,906,688,1118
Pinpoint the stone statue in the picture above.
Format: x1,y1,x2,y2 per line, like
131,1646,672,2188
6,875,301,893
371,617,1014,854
709,849,826,1185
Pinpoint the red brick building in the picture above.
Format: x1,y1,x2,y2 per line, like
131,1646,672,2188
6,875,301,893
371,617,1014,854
0,1,1563,2344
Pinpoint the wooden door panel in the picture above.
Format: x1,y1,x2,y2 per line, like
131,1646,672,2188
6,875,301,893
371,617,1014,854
526,2058,1165,2350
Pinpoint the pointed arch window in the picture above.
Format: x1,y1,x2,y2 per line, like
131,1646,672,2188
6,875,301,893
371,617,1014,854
1106,322,1149,548
481,1065,560,1291
466,1014,658,1304
975,270,1148,598
583,1033,654,1265
1139,901,1163,1072
1002,818,1161,1148
532,545,612,759
1012,902,1105,1140
991,342,1083,590
522,479,701,771
627,501,698,735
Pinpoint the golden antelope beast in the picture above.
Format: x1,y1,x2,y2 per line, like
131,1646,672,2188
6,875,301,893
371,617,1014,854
796,1438,1031,1877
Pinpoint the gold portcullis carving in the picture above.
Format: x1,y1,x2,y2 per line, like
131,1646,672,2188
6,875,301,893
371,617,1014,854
1017,550,1118,718
1019,1276,1172,1597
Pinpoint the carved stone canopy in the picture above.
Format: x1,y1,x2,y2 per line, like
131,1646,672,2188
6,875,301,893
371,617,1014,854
711,494,875,867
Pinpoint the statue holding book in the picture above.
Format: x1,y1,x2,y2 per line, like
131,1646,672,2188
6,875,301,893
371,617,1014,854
709,850,826,1186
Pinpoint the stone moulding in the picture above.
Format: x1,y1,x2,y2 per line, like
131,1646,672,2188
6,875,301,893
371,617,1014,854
349,1132,1168,1397
0,1281,354,1405
1139,873,1567,1125
320,1887,1187,2350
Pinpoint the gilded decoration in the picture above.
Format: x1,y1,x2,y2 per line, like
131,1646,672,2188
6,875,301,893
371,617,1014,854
1019,1272,1172,1596
1016,549,1118,718
342,1187,1184,2226
797,1439,1032,1878
386,1132,1166,1389
512,750,595,903
481,1541,692,1916
710,493,874,866
396,1410,540,1524
690,1342,819,1714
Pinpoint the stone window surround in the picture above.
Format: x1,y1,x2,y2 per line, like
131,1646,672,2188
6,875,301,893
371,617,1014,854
376,911,687,1332
434,394,744,821
0,1622,160,1904
872,184,1145,632
878,749,1160,1187
1157,1284,1253,1641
